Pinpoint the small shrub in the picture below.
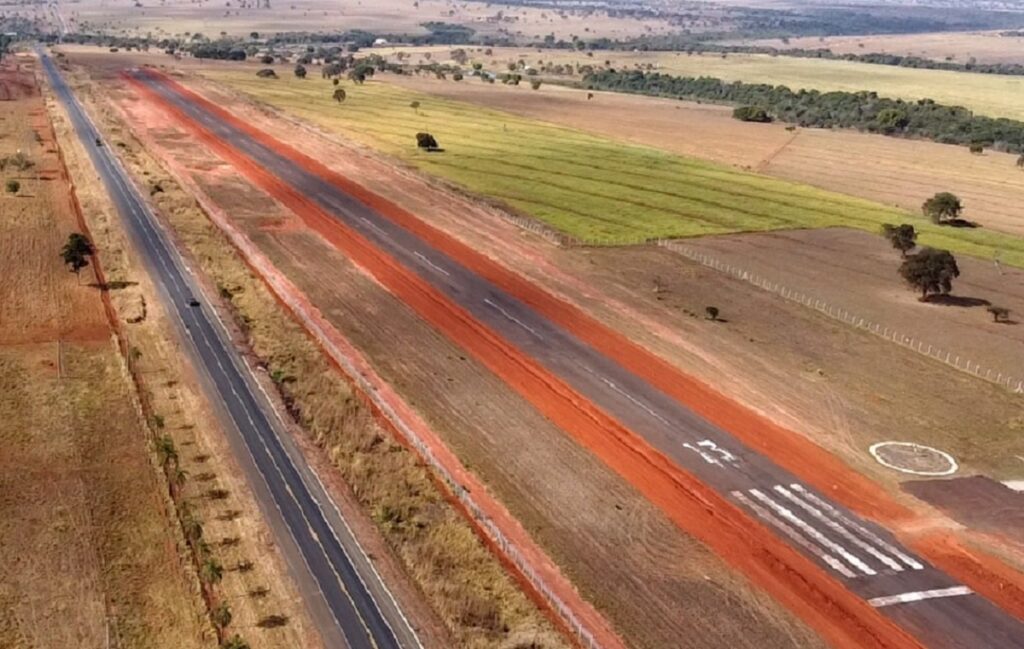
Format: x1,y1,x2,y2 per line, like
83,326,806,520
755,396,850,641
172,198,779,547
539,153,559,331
5,179,19,194
987,305,1010,322
705,306,719,321
732,105,771,123
255,68,277,78
415,132,439,151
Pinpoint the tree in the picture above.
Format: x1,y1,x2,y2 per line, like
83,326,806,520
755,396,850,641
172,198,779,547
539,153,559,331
409,100,420,113
60,232,94,276
155,434,178,469
200,557,224,586
969,142,985,155
332,88,346,103
416,132,439,151
987,305,1010,322
922,192,962,224
874,108,909,133
1017,154,1024,168
530,79,542,90
732,106,771,123
5,179,19,194
880,223,917,257
705,306,719,321
293,64,306,78
255,68,276,79
898,248,960,300
212,602,233,630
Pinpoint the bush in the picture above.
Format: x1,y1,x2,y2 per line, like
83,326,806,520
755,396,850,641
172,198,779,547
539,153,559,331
4,179,19,194
255,68,277,78
415,132,439,151
732,105,772,123
922,192,963,224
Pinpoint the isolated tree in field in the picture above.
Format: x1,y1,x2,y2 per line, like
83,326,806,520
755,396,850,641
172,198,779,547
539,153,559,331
530,79,542,90
881,223,917,257
255,68,276,79
705,306,719,321
416,132,439,151
60,232,94,276
293,63,306,78
898,248,960,300
5,179,19,194
332,88,346,103
410,100,421,113
1017,154,1024,169
987,305,1011,323
922,192,962,224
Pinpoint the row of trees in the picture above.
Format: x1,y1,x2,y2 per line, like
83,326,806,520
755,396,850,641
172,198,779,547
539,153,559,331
582,69,1024,154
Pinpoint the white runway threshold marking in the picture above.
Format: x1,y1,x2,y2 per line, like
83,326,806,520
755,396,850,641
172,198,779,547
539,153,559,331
734,484,925,579
868,586,973,608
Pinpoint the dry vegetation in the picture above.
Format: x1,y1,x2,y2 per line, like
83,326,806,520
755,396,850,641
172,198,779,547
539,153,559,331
44,66,328,649
740,30,1024,65
0,56,208,649
63,0,674,41
62,57,568,649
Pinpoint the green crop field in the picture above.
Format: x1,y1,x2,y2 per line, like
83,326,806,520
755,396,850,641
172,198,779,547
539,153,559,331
203,70,1024,267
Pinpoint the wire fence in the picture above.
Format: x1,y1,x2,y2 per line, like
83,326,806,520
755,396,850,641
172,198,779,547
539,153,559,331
658,239,1024,395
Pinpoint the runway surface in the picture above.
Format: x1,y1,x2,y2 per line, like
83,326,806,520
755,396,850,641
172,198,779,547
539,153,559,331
39,51,422,649
127,68,1024,649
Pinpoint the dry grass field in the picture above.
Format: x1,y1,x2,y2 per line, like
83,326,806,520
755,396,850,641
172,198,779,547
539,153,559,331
383,75,1024,239
739,30,1024,65
0,57,207,649
64,0,675,40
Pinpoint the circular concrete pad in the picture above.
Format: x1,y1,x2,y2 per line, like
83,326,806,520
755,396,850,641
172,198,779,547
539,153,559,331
869,442,959,476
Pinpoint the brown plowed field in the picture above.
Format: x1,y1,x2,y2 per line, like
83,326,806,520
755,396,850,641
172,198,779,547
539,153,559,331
111,71,834,649
383,75,1024,239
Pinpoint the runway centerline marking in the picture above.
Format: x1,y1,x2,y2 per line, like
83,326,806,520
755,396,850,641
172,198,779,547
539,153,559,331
483,297,544,339
868,586,973,608
413,251,451,277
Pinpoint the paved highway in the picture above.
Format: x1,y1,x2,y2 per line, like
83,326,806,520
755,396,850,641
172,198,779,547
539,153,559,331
39,50,422,649
133,69,1024,648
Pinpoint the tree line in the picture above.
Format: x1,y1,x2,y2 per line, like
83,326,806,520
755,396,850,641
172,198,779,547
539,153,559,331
581,69,1024,154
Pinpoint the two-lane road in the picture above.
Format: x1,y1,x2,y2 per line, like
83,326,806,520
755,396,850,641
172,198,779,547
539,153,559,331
38,49,422,649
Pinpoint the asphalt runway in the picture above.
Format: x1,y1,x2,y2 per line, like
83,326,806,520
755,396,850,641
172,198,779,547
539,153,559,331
39,51,421,649
131,69,1024,648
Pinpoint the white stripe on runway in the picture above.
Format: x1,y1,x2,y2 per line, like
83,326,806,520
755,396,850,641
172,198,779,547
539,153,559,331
868,586,973,608
732,491,857,579
789,484,924,570
749,488,877,576
773,485,904,572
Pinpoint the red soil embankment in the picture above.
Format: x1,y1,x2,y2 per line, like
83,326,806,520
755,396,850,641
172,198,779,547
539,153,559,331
127,70,926,649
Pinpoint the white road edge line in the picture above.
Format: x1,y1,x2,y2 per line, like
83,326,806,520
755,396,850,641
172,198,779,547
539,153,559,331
868,586,973,608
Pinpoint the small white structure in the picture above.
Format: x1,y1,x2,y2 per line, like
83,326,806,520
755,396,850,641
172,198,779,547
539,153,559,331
373,38,389,47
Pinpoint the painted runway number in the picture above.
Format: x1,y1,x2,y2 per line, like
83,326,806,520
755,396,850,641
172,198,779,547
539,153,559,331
684,439,739,467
